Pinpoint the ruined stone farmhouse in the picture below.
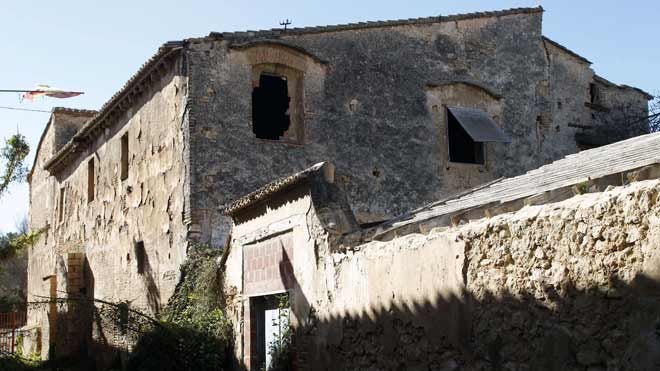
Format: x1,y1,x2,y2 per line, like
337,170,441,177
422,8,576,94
25,6,652,365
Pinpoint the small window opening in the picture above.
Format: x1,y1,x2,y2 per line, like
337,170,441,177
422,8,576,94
120,133,129,181
135,241,146,274
448,109,484,164
589,83,598,104
252,74,291,140
87,158,95,203
58,187,65,222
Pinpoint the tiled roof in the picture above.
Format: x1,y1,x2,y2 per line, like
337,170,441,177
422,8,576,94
375,132,660,237
43,41,184,174
51,107,98,116
222,162,329,215
207,7,544,40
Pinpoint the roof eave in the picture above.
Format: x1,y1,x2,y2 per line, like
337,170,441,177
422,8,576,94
43,42,185,175
222,162,333,216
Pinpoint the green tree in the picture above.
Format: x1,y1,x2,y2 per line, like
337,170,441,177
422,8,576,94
0,133,29,199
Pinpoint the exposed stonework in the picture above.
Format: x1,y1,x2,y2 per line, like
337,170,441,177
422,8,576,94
26,6,652,364
225,169,660,370
27,56,189,360
186,7,650,246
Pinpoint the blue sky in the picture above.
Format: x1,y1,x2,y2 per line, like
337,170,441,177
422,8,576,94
0,0,658,232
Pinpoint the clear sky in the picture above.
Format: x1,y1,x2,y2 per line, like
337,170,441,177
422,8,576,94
0,0,658,232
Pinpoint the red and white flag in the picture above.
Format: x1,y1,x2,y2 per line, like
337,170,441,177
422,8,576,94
22,85,83,101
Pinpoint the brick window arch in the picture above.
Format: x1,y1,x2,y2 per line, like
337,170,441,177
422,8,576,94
231,42,327,145
251,63,304,143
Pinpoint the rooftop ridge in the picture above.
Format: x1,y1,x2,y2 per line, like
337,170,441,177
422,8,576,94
51,107,98,115
206,7,543,40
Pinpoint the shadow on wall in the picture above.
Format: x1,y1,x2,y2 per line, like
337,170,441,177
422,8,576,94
135,241,161,315
288,269,660,370
31,254,162,370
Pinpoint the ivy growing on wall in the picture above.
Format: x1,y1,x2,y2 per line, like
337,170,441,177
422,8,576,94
127,245,233,371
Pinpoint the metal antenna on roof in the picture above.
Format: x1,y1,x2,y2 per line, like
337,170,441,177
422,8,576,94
279,19,292,30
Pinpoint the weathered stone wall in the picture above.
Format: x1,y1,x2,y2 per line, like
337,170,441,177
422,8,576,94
186,10,649,248
542,39,592,160
53,113,94,153
187,11,557,246
592,78,651,142
285,179,660,370
27,57,190,359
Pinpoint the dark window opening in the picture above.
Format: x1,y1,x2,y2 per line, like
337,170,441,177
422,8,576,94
87,158,95,203
58,187,65,222
589,83,598,104
448,109,484,164
120,133,129,181
135,241,146,274
252,74,291,140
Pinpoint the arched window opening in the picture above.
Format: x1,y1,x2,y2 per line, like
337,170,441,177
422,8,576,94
252,74,291,140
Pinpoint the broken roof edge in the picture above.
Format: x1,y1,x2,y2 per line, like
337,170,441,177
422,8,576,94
206,7,543,40
222,162,335,216
542,36,592,65
42,41,185,175
593,74,654,100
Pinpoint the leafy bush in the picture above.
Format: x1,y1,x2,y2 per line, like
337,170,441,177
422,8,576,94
126,245,233,370
127,322,228,371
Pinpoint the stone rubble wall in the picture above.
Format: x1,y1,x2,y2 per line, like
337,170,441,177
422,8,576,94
187,10,611,247
302,179,660,370
27,60,190,361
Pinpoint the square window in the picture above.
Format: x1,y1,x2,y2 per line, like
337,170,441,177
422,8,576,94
448,109,485,164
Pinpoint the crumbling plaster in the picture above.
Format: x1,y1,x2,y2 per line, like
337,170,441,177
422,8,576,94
226,175,660,370
185,10,639,247
541,39,593,159
27,59,190,358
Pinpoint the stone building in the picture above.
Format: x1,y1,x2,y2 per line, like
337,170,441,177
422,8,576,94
223,133,660,370
26,6,650,361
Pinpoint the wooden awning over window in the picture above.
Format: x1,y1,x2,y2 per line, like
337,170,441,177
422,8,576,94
447,106,511,143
